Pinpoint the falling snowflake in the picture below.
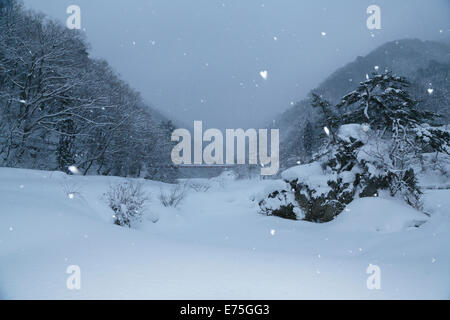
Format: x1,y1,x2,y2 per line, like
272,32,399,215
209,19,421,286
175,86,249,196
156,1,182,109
321,32,326,36
68,165,81,175
270,229,276,236
323,126,330,136
427,88,434,95
259,70,268,80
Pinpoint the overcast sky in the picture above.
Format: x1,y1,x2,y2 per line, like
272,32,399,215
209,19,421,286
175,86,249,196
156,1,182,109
23,0,450,129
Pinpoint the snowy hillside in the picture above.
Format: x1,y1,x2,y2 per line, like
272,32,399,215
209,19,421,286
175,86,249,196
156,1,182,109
1,167,449,299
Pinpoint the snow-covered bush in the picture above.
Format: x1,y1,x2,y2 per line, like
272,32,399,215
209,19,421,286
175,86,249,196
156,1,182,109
158,183,187,208
280,154,359,222
417,152,450,189
60,178,83,200
105,180,148,227
258,72,449,223
256,181,303,220
188,181,211,192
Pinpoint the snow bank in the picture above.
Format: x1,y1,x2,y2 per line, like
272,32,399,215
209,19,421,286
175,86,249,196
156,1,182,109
1,167,450,299
330,197,428,233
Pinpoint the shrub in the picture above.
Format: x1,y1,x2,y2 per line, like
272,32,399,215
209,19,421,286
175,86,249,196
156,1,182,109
60,178,83,200
188,181,211,192
105,180,148,227
258,189,300,220
158,183,187,207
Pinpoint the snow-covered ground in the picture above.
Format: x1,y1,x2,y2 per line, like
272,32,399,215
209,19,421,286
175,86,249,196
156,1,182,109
0,167,449,299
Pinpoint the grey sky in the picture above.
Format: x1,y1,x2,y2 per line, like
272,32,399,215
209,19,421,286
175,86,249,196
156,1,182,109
23,0,450,129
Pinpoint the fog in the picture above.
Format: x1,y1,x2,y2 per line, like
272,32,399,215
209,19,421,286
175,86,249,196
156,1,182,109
23,0,450,129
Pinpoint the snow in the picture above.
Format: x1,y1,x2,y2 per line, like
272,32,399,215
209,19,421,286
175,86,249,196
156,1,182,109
329,198,428,233
253,179,304,220
1,167,450,299
338,123,369,143
282,162,335,195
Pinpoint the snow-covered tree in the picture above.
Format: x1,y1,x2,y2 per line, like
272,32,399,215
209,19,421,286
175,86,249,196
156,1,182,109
302,120,314,159
0,3,178,181
258,71,449,222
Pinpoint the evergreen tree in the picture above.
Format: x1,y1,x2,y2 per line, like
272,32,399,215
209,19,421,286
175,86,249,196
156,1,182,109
336,72,437,132
311,93,339,142
0,0,13,11
302,121,314,159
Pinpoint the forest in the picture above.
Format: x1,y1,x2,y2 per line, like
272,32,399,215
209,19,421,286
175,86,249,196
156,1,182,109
0,0,177,181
